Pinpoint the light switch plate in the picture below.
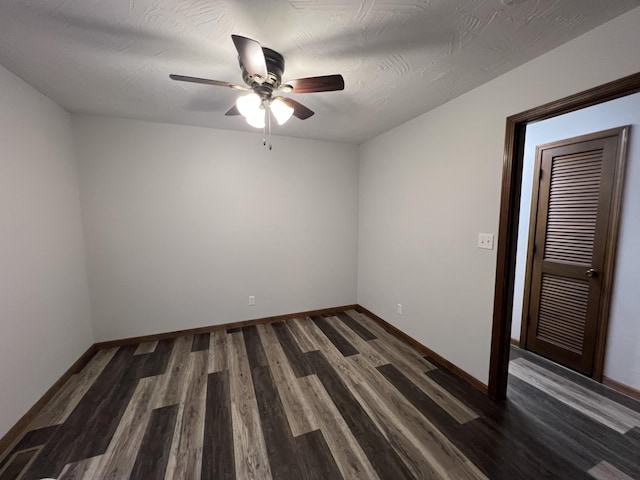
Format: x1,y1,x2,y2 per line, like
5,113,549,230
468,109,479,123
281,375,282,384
478,233,494,250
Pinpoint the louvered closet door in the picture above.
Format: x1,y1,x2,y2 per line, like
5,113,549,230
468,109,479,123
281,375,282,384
525,131,620,375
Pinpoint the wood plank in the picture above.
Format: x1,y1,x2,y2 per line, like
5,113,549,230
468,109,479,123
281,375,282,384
369,338,478,424
154,336,193,408
294,318,365,386
298,321,478,476
512,346,640,413
132,338,176,378
251,365,304,479
310,315,359,357
135,341,159,355
348,310,436,371
510,358,640,434
191,333,210,352
92,375,161,479
28,348,118,429
286,318,319,353
298,375,380,480
0,447,39,480
383,364,551,479
304,351,415,479
130,405,179,480
589,461,635,480
227,332,272,480
335,312,377,340
58,456,102,480
164,350,208,480
293,430,342,480
22,345,140,479
317,314,476,426
243,325,268,369
201,371,235,480
426,367,597,480
208,330,228,374
256,324,318,437
348,355,487,480
271,322,315,378
328,316,388,367
0,345,98,458
506,375,640,479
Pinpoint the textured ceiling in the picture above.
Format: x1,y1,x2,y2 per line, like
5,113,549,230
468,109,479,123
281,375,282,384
1,0,639,144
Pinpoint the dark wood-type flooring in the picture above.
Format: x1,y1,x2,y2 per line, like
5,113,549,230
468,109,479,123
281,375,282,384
1,310,639,479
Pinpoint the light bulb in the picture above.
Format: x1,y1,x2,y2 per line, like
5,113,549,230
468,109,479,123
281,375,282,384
270,98,294,125
236,93,261,117
246,107,265,128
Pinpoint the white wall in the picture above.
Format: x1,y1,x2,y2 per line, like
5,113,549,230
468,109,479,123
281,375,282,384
358,6,640,385
511,92,640,390
73,115,359,341
0,65,93,438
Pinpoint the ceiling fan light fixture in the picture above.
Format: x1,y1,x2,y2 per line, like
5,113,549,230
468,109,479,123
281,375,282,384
270,98,294,125
245,107,266,128
236,92,261,117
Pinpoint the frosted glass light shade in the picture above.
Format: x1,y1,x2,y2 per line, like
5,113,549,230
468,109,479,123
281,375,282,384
270,98,294,125
246,107,265,128
236,93,261,117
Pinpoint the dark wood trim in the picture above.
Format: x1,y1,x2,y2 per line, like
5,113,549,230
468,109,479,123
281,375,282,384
519,143,544,350
488,117,526,400
489,71,640,400
510,338,520,347
593,127,629,382
354,305,488,394
94,305,358,350
602,376,640,402
0,345,97,456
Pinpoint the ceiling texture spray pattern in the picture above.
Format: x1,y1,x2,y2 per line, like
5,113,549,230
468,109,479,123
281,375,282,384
0,0,639,143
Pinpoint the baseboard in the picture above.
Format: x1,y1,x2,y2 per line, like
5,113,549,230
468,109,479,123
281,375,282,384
510,338,520,347
94,304,359,350
0,345,97,457
354,305,488,394
602,376,640,402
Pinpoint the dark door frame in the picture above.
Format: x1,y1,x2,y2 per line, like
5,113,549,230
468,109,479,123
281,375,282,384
487,71,640,401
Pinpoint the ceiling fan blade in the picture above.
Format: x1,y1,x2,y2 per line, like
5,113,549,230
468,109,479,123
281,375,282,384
284,74,344,93
225,104,240,116
279,97,315,120
231,35,268,82
169,74,246,89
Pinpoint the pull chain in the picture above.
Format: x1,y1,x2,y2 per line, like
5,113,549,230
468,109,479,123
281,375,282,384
268,105,272,150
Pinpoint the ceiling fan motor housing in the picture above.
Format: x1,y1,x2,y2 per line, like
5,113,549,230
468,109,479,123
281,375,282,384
241,47,285,96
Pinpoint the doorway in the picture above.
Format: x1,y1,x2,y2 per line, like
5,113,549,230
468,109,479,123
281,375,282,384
488,72,640,401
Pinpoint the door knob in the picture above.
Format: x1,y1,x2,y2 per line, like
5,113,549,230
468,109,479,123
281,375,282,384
586,268,598,278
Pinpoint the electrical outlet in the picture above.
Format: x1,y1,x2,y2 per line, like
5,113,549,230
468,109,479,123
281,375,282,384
397,303,403,315
249,295,255,306
478,233,494,250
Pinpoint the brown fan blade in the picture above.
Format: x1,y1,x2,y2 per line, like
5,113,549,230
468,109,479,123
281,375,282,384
231,35,268,82
169,74,246,89
279,97,315,120
284,74,344,93
225,104,240,116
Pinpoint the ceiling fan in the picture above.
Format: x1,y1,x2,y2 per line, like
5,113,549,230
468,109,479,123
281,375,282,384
170,35,345,134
